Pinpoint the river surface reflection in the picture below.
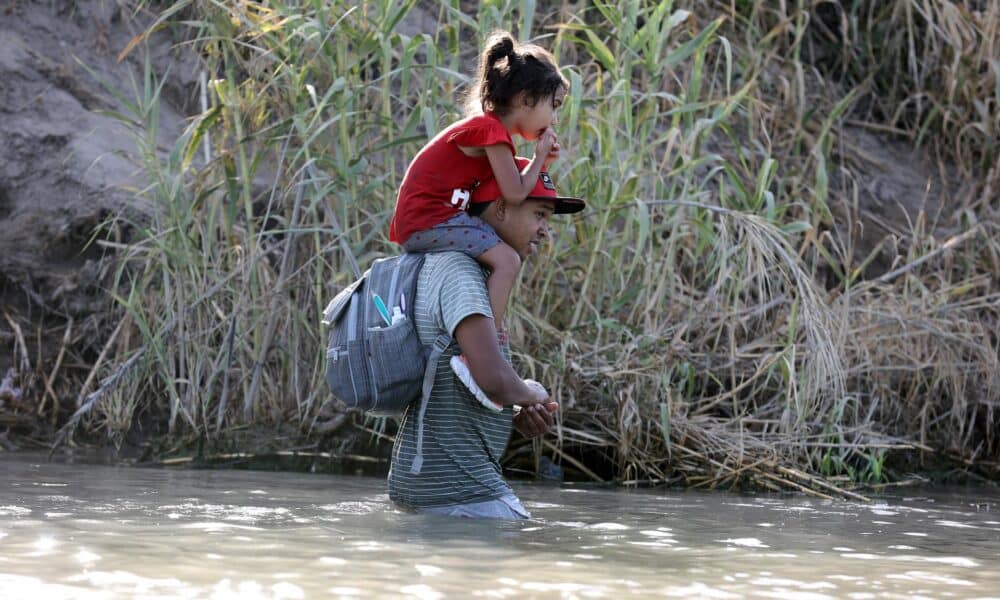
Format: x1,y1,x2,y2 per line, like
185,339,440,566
1,453,998,599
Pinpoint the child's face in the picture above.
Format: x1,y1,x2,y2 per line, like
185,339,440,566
515,87,567,140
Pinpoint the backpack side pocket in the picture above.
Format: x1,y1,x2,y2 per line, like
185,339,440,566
324,274,372,409
326,338,372,409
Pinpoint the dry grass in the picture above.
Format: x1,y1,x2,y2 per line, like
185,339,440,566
12,0,995,493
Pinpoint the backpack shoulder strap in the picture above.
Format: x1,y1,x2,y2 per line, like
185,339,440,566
409,334,452,475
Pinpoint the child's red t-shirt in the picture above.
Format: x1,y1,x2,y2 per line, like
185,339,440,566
389,112,515,244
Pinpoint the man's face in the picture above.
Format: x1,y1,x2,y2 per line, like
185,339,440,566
487,199,554,259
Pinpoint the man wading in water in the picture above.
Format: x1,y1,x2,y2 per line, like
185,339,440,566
387,167,585,519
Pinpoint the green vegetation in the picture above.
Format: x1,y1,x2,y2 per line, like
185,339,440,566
50,1,997,496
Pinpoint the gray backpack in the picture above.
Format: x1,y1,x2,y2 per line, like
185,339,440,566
321,253,449,473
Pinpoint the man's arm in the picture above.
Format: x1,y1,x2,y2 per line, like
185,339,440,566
453,313,547,407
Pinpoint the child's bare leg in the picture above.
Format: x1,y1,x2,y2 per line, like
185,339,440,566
477,242,521,330
452,241,524,412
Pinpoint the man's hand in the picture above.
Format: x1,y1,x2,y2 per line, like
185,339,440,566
513,401,559,438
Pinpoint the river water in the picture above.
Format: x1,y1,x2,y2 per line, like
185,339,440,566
1,454,998,599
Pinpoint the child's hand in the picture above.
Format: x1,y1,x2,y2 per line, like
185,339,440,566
542,141,561,170
534,128,557,163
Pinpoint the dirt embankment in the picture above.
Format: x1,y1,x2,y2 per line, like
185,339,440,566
0,1,193,386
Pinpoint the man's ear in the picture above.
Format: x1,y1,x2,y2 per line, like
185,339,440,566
493,199,508,221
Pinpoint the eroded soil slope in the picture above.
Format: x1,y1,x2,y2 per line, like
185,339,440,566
1,1,192,379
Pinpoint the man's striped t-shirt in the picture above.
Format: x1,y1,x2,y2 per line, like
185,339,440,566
387,252,515,508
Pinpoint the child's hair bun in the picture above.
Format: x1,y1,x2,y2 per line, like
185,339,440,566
486,32,516,68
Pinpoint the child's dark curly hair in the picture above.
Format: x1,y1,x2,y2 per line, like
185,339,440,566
466,31,569,116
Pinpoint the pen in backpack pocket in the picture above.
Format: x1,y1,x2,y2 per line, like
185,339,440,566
371,293,392,326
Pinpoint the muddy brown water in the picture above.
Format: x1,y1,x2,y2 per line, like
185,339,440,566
1,453,998,599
